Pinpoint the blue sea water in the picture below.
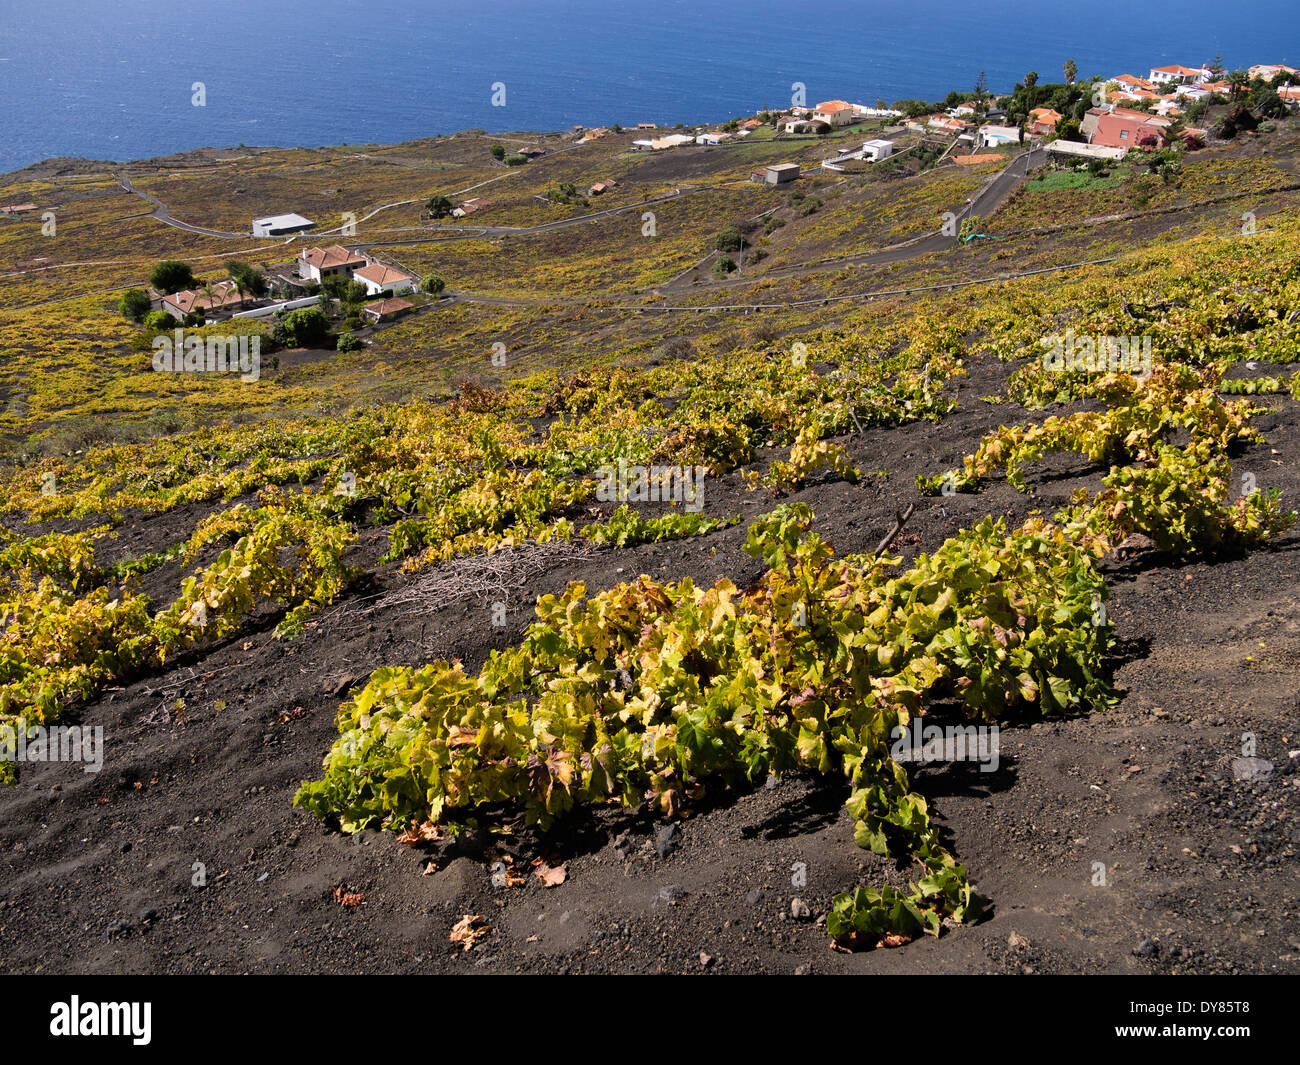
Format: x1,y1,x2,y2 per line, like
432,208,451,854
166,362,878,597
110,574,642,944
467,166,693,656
0,0,1296,173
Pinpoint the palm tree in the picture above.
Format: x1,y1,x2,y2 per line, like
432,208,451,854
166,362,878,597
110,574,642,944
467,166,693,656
1064,59,1078,84
1228,70,1250,98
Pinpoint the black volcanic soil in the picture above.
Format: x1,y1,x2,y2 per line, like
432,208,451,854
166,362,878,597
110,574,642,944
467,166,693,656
1,350,1298,975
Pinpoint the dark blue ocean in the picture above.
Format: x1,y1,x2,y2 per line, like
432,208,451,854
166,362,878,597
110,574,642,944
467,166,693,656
0,0,1296,173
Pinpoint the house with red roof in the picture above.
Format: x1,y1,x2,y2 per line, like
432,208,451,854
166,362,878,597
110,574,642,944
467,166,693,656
353,261,417,296
298,245,367,283
1027,107,1062,135
1087,109,1169,152
1249,64,1298,81
158,281,245,319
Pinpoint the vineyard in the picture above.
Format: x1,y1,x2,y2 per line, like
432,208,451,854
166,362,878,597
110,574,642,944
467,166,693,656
2,122,1300,973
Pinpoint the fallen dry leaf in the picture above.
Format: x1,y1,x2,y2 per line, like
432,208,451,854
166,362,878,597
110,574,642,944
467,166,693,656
333,886,365,908
395,821,445,846
879,932,913,948
531,857,567,888
450,914,491,951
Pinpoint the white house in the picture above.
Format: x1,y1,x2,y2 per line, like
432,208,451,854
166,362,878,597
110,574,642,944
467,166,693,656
783,119,811,133
862,138,895,161
978,124,1021,148
1148,64,1211,85
352,262,417,296
695,131,732,145
298,245,367,282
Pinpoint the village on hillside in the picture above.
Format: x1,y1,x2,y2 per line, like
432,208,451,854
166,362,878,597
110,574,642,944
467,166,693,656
96,55,1299,347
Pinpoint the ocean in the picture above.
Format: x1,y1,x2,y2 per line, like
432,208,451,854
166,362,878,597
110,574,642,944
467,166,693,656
0,0,1296,173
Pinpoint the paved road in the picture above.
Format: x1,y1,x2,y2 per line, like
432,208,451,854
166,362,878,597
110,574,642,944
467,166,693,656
659,147,1045,292
116,174,249,238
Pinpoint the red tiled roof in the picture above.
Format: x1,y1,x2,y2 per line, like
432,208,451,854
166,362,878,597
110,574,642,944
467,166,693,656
354,262,415,287
162,281,243,314
300,245,366,270
363,297,413,316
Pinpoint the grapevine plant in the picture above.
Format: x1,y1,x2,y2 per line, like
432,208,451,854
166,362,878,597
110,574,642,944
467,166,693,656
297,504,1114,948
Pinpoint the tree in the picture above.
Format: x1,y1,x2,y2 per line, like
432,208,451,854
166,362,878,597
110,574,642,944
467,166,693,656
279,306,330,348
1024,71,1039,89
714,226,745,253
973,71,988,110
426,195,453,218
712,256,736,278
1253,89,1287,120
545,181,583,205
149,260,194,294
119,288,151,322
1228,70,1250,98
422,274,446,295
1063,58,1078,84
504,154,528,166
489,144,505,160
336,331,363,352
224,259,266,297
1209,54,1225,79
143,310,173,331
